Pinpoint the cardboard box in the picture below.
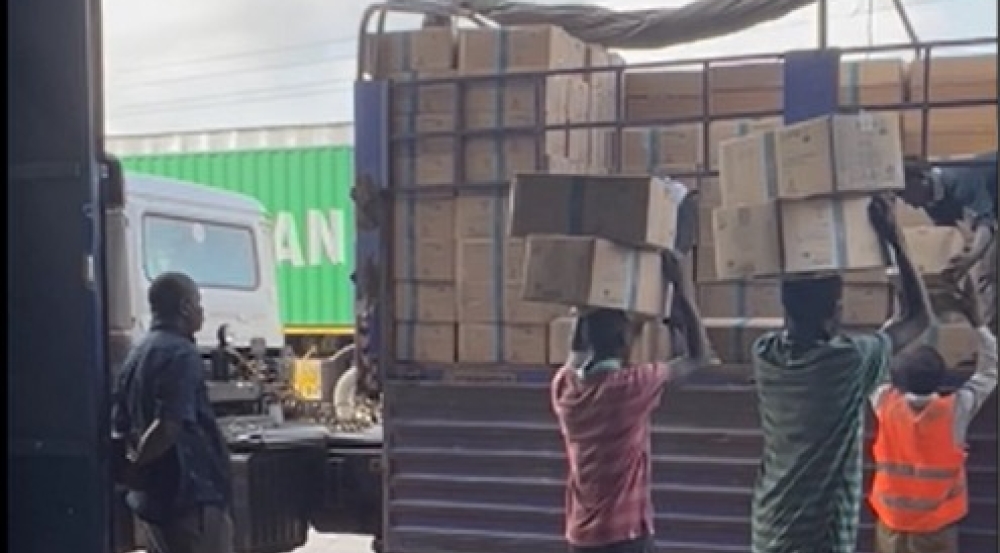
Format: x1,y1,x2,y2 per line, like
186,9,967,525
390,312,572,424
455,194,508,239
709,117,781,170
462,75,575,131
902,106,998,158
458,25,587,74
393,239,455,281
395,282,456,322
463,138,583,183
510,174,687,250
621,125,703,174
909,54,998,103
709,63,783,116
522,236,666,317
697,282,781,318
363,28,455,78
695,244,718,282
548,317,574,365
392,136,456,186
839,59,906,108
458,323,548,364
774,112,905,199
842,283,893,326
459,281,563,324
901,226,967,285
391,77,459,114
624,70,704,122
396,322,456,363
919,322,980,368
712,196,889,279
704,317,783,364
457,238,525,284
395,196,455,243
895,200,934,227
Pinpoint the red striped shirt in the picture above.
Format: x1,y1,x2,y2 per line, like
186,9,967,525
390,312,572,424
551,363,672,547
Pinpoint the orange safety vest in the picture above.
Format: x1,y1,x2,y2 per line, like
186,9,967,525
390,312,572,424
870,390,968,533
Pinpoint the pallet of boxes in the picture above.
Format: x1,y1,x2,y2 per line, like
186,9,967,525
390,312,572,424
375,25,630,366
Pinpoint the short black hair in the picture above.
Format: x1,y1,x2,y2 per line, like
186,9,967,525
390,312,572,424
904,156,930,183
582,308,630,359
148,272,196,318
892,345,947,395
781,275,843,323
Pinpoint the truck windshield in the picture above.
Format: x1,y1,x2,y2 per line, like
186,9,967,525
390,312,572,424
142,214,259,289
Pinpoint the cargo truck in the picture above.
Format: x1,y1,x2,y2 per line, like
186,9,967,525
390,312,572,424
354,4,998,553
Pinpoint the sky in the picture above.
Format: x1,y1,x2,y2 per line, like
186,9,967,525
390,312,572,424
102,0,997,137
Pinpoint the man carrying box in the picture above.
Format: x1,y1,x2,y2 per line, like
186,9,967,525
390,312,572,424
550,250,712,553
867,284,997,553
751,196,933,553
901,152,997,334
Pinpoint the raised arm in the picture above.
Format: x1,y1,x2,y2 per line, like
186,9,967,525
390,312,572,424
661,251,713,383
950,282,998,422
870,195,933,355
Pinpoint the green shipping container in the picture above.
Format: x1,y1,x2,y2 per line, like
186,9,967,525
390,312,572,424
120,147,356,335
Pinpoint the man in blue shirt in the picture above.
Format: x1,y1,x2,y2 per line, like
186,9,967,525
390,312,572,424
113,272,233,553
901,151,997,333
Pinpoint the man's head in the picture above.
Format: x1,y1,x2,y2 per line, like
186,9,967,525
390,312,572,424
148,272,204,335
581,308,639,362
780,275,843,343
900,157,934,208
891,345,947,395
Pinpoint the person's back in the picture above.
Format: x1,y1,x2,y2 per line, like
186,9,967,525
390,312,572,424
751,197,932,553
752,326,891,552
553,252,712,553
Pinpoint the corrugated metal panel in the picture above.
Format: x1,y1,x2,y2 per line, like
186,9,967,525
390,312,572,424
106,122,354,155
383,369,998,553
119,148,356,331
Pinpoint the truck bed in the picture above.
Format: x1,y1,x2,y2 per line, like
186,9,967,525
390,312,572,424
381,365,997,553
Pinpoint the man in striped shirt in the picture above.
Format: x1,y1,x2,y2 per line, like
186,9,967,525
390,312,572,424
751,196,933,553
551,251,713,553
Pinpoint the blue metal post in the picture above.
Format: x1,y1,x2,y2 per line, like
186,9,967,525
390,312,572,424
352,81,390,387
783,49,841,124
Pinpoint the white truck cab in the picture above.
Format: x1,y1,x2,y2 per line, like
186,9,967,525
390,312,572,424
110,173,284,351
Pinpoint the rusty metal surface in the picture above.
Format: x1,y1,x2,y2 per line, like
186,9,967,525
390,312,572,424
383,368,997,553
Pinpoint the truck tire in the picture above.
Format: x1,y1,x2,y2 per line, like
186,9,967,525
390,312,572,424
333,365,360,420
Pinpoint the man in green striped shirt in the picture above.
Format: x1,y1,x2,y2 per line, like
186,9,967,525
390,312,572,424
751,197,933,553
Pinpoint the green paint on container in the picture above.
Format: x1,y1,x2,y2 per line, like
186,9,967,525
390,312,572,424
121,147,355,333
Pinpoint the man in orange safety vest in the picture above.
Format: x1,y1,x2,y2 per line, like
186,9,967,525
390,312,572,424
868,288,998,553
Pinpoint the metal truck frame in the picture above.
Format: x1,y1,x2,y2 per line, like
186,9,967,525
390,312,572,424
355,5,998,551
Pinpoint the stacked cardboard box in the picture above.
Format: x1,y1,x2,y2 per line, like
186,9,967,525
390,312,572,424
383,26,624,365
512,174,689,364
700,112,905,362
904,55,997,157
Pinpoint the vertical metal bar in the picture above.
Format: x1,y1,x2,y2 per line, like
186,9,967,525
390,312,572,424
920,45,932,159
700,60,711,184
612,64,624,174
817,0,829,49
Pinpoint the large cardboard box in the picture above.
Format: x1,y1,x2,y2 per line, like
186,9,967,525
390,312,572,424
510,174,687,250
458,323,548,364
624,70,704,122
458,25,587,74
719,112,904,205
839,59,906,108
842,283,893,326
620,125,703,174
902,106,998,158
920,322,980,368
704,317,783,364
392,136,456,187
394,196,456,281
712,196,889,279
909,54,998,103
900,226,967,286
709,63,783,117
708,117,781,170
395,282,456,322
522,236,666,317
364,28,455,78
463,139,584,184
697,282,781,318
396,323,456,363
